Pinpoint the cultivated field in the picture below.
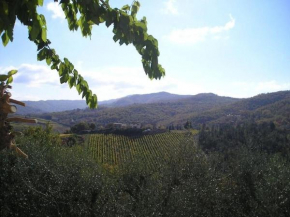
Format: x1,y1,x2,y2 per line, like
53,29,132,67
88,132,196,168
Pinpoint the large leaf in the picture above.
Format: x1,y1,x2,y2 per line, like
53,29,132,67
1,31,9,46
6,76,13,84
8,70,17,76
0,74,8,82
121,4,130,12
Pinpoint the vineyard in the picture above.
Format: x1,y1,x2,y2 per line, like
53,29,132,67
88,132,197,168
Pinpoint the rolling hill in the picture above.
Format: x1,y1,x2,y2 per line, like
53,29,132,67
16,92,193,115
100,91,192,107
31,93,240,128
22,91,290,131
186,91,290,128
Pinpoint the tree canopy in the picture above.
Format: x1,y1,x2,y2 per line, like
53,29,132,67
0,0,165,108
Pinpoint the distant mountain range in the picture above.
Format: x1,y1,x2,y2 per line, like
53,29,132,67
100,92,192,107
17,91,290,131
16,100,88,115
16,92,194,115
29,92,240,126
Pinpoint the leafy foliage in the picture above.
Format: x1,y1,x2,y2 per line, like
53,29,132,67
0,70,17,85
2,125,290,216
70,121,95,133
0,0,165,108
199,122,290,156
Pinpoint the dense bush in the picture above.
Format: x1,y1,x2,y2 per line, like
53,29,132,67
1,124,290,216
0,126,104,216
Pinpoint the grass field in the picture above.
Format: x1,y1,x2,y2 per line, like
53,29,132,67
11,118,69,133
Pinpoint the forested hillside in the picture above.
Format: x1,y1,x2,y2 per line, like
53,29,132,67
31,93,239,128
17,100,88,114
28,91,290,130
187,91,290,129
100,92,192,107
17,92,193,114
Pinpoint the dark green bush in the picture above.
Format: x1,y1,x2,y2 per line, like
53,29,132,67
1,124,290,216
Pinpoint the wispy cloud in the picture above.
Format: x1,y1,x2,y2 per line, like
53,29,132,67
46,2,65,20
6,64,289,101
14,64,59,87
161,0,179,15
7,64,205,101
167,14,235,44
79,66,205,100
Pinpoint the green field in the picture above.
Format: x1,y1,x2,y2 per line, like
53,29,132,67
88,132,196,168
11,118,69,133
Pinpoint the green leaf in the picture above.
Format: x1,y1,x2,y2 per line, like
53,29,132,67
51,63,58,70
81,86,88,99
30,20,41,41
121,5,130,12
6,76,13,85
105,9,115,27
38,0,44,6
88,94,97,108
0,74,8,82
1,31,9,46
60,74,69,84
7,27,14,43
134,21,147,32
64,58,70,66
85,90,92,102
135,1,141,7
58,63,66,76
73,69,78,78
8,70,17,76
113,35,119,42
131,5,138,16
46,58,52,66
41,28,47,42
68,76,75,88
37,48,47,61
76,84,82,94
131,1,140,17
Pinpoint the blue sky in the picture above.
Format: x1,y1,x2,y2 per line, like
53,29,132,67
0,0,289,101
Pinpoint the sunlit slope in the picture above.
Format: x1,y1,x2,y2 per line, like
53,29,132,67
88,132,197,168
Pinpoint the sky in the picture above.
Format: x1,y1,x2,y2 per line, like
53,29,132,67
0,0,289,102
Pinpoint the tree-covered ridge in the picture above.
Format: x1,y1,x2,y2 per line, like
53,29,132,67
189,90,290,128
0,0,165,107
16,92,193,115
29,90,290,130
33,92,238,127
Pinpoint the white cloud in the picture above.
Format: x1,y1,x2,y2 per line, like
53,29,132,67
161,0,179,15
46,2,65,20
79,66,205,101
167,14,235,44
14,64,59,87
5,63,289,102
7,63,205,101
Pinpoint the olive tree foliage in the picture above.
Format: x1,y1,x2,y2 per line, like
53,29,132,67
0,0,165,108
